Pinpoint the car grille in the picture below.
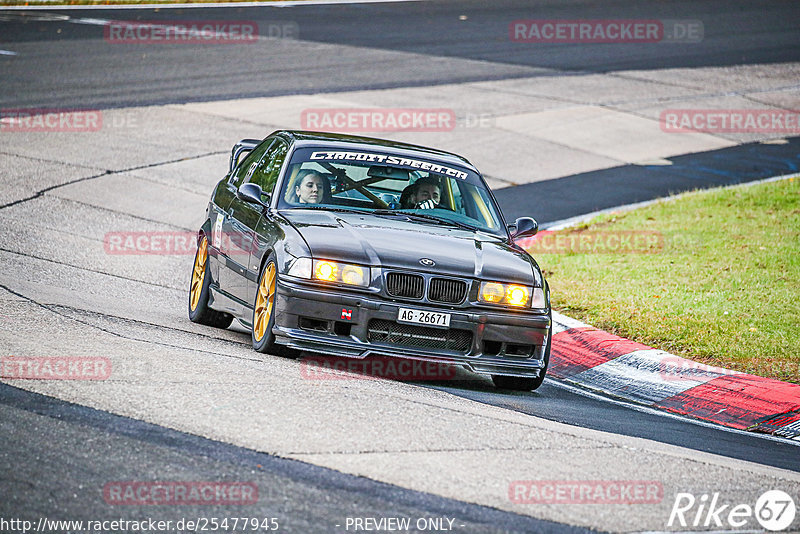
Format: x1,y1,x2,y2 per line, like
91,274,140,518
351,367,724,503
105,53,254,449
429,278,467,304
385,272,469,303
386,272,424,299
367,319,472,353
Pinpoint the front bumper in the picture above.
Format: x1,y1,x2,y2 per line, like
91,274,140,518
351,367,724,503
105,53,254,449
272,279,551,378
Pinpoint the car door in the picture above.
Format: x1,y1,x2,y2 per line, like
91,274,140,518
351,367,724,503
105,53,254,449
224,138,289,306
216,139,275,304
244,138,290,307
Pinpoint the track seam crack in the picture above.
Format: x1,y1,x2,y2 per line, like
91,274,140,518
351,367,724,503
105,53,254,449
0,150,104,171
0,150,226,212
0,247,184,292
0,282,266,365
46,195,195,231
49,303,251,350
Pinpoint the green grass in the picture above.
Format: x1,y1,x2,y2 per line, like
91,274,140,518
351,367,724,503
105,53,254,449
528,177,800,383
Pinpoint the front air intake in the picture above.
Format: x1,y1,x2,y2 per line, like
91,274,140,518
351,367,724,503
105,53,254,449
386,272,424,299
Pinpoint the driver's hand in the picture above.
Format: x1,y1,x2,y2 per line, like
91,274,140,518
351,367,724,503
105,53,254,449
415,199,437,210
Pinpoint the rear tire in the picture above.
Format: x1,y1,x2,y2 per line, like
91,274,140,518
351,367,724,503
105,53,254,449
188,234,234,329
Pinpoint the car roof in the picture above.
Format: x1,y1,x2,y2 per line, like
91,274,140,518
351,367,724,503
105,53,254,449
274,130,479,172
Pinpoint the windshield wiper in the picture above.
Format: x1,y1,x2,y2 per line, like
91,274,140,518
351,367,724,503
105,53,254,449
288,205,368,215
371,210,481,232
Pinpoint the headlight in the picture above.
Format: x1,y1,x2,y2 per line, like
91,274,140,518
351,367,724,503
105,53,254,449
287,257,370,287
531,287,546,309
287,257,312,279
479,281,545,308
313,259,370,287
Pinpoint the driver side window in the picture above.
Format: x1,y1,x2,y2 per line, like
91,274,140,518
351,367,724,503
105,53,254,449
230,139,273,188
249,140,289,195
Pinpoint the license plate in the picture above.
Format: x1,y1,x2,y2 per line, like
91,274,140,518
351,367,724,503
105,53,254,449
397,308,451,328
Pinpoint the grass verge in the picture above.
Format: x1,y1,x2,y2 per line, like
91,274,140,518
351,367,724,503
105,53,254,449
524,176,799,383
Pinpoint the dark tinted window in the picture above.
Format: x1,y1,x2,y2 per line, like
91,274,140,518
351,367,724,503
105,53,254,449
248,139,289,195
230,139,273,187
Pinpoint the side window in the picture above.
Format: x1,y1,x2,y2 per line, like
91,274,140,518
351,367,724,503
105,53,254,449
229,139,274,187
249,139,289,195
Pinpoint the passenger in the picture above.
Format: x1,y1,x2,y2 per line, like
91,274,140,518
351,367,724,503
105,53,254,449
289,170,331,204
413,176,441,208
401,176,441,209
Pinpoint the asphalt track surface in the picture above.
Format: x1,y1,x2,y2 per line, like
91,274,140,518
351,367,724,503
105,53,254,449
1,0,800,109
0,383,588,534
2,1,800,532
496,136,800,224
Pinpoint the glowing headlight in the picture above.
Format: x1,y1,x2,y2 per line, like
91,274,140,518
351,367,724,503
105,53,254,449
341,264,367,286
479,281,537,307
480,282,505,303
313,259,369,287
315,261,337,281
506,285,529,306
286,257,369,287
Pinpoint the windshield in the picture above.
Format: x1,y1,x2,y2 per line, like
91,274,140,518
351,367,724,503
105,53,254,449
277,146,506,236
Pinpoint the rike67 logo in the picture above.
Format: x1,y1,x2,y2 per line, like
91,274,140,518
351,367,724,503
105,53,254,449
669,490,797,531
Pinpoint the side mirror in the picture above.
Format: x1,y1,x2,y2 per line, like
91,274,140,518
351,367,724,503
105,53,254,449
237,183,269,207
229,138,261,173
509,217,538,239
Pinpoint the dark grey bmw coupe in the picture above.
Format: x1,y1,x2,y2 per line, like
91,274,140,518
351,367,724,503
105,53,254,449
189,130,551,391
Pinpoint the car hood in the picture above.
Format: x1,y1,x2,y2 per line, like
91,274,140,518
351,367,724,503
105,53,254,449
280,209,538,284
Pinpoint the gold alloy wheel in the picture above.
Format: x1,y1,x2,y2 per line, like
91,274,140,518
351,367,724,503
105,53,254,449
254,262,276,342
190,237,208,311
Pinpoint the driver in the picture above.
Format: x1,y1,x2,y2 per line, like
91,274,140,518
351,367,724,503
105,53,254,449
289,170,331,204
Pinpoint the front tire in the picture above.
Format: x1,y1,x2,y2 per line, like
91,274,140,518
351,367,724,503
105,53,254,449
188,234,233,329
252,254,279,353
492,331,551,392
492,375,539,391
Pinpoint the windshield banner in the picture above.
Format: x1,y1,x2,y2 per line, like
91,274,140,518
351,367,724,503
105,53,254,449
309,151,469,180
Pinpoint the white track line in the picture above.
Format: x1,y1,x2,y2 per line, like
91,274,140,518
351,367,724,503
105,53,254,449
0,0,431,10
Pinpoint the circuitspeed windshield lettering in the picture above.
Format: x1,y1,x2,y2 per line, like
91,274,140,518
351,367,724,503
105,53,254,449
309,151,469,180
